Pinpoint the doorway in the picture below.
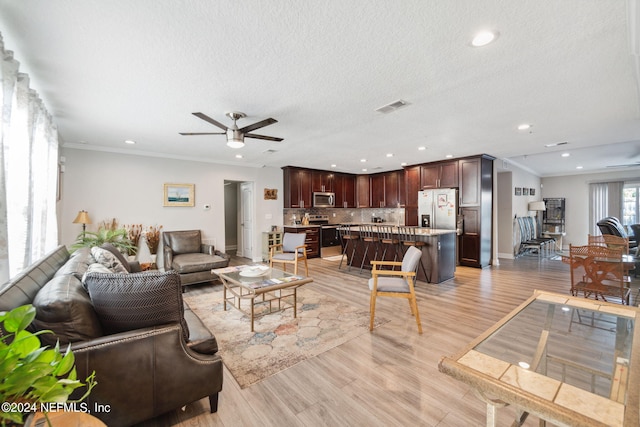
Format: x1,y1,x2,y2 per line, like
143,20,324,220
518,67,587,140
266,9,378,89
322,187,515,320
223,180,254,259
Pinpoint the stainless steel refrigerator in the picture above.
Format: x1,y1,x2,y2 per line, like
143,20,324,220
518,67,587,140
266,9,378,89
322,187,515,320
418,188,458,230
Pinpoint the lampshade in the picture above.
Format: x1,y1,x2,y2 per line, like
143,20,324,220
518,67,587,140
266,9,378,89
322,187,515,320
528,201,546,211
72,210,91,225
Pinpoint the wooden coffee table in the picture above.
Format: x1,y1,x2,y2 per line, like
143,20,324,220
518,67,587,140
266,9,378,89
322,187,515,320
212,265,313,331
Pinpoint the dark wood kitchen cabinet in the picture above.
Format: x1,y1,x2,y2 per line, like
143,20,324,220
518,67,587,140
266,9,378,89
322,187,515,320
356,175,370,208
420,161,458,189
457,155,494,267
404,166,420,226
311,171,334,193
334,173,356,208
369,171,403,208
283,167,312,208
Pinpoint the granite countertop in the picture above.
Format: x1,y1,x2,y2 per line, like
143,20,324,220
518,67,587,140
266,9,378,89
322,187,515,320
283,224,321,228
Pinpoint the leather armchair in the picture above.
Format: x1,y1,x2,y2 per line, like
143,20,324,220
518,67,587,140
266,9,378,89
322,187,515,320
163,230,230,287
597,217,638,249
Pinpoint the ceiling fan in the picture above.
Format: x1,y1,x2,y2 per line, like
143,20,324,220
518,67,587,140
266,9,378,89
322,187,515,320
180,112,283,148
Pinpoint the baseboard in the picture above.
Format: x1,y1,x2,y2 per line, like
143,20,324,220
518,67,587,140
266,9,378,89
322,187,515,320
498,252,515,260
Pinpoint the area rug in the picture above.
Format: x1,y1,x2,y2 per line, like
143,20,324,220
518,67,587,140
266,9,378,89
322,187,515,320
183,286,387,388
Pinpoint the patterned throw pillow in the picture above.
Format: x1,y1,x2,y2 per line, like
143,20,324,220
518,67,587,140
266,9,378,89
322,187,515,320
91,246,128,274
84,270,189,339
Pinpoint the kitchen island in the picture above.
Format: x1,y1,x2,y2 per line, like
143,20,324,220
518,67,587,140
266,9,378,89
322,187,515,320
341,226,456,283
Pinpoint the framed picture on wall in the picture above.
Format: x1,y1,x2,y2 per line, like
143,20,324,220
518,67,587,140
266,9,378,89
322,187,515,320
530,188,536,196
515,187,522,196
163,183,195,207
523,188,529,196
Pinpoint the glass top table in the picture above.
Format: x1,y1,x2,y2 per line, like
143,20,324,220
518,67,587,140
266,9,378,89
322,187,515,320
213,265,313,332
438,291,640,427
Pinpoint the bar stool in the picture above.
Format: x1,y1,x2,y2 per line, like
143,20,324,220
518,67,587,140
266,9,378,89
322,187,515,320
359,225,380,273
338,225,359,271
377,225,400,268
397,226,429,282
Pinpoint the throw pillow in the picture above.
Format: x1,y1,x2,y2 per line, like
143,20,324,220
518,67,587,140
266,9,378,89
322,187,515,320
31,274,103,346
84,270,189,339
100,243,133,273
91,246,128,274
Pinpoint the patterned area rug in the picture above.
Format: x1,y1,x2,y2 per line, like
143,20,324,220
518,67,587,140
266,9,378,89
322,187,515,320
183,285,387,388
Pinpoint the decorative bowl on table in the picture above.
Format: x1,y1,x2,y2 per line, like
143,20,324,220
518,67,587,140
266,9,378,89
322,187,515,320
239,265,270,277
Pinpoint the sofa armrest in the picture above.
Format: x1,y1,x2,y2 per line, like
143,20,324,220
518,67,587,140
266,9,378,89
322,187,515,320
163,245,173,270
71,323,222,427
215,249,230,261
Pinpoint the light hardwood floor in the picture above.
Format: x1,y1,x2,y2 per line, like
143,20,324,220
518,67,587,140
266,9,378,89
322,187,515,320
136,255,638,427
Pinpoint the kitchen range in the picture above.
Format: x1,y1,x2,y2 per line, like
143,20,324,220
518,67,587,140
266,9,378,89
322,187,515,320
307,214,342,258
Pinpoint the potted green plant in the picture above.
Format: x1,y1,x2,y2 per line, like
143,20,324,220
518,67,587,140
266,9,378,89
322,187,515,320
0,305,96,426
70,227,137,255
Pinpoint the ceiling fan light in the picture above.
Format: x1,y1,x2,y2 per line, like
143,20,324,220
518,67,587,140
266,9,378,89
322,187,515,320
226,129,245,148
226,139,245,149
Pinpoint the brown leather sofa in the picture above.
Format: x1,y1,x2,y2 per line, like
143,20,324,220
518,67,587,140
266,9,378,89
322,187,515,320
163,230,230,286
0,245,223,427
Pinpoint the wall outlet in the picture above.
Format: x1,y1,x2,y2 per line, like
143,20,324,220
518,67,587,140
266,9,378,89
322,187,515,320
332,213,336,217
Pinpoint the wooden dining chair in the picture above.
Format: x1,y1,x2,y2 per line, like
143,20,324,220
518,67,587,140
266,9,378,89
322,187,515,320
269,232,308,276
368,246,422,334
569,244,630,305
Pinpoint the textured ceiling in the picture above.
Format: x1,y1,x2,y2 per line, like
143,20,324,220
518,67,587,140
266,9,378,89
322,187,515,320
1,0,639,176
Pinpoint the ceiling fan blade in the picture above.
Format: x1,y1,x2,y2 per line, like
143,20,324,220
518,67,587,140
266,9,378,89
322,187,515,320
245,133,284,142
179,132,226,136
239,118,277,133
192,112,228,130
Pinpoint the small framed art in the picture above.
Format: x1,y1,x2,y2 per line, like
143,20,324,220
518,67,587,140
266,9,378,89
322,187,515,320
530,188,536,196
515,187,522,196
163,183,195,207
523,188,529,196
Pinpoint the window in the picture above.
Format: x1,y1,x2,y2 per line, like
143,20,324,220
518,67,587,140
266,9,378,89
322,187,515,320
623,184,639,226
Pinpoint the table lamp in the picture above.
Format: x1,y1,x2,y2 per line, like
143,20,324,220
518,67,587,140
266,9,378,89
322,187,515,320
73,210,91,237
528,201,546,237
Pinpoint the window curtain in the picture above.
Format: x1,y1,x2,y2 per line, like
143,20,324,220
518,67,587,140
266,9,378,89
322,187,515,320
0,34,59,281
589,181,624,235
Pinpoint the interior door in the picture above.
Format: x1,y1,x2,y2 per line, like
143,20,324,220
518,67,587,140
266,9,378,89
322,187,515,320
240,182,253,259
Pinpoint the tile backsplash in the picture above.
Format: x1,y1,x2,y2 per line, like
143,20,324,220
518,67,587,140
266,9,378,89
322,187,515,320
283,208,405,226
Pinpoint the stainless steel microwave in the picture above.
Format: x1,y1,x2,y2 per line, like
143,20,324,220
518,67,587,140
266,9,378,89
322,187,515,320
313,192,335,208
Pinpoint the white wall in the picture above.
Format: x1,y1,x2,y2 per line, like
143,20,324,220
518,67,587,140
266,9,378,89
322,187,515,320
541,169,640,249
60,148,283,262
495,161,543,258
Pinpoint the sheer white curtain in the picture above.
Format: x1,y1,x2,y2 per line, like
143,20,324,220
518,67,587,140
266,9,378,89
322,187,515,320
589,181,624,235
0,34,59,281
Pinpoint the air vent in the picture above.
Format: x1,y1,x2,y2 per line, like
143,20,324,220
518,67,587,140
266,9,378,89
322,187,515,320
262,149,278,154
606,162,640,168
375,99,409,114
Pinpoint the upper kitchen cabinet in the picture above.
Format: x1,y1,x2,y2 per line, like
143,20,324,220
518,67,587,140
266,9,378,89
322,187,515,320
459,155,493,207
283,166,312,208
311,170,334,193
356,175,370,208
404,166,420,226
369,170,403,208
334,173,356,208
420,161,459,189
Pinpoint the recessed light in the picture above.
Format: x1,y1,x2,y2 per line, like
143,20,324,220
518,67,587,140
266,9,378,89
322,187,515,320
235,154,243,159
386,153,393,157
418,146,426,151
400,162,407,166
362,168,367,172
445,154,453,158
576,165,583,169
361,159,367,162
517,124,531,131
124,139,136,144
561,153,570,157
471,30,499,47
331,164,337,168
